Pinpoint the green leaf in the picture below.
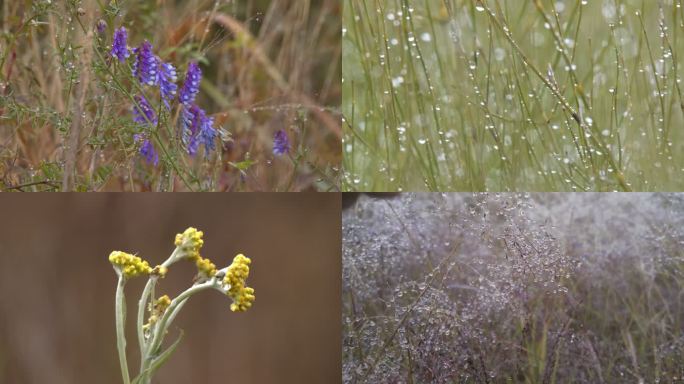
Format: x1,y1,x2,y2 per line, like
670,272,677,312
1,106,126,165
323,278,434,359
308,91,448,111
133,330,185,383
39,161,62,182
229,157,257,172
94,165,113,184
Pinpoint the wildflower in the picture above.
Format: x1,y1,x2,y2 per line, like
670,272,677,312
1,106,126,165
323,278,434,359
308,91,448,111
151,265,168,277
179,62,201,105
135,134,159,166
195,256,217,278
155,295,172,311
156,60,178,108
109,227,255,384
109,251,152,278
172,227,217,276
132,41,158,86
132,94,157,126
143,295,171,332
223,254,256,312
174,227,204,258
111,27,130,62
181,104,217,156
96,20,107,35
198,113,218,153
273,129,290,156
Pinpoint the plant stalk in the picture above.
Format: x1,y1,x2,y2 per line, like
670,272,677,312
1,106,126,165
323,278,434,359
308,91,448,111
115,275,131,384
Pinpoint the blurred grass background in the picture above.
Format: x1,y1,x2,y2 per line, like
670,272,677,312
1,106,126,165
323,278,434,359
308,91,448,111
0,193,341,383
1,0,341,191
343,0,684,191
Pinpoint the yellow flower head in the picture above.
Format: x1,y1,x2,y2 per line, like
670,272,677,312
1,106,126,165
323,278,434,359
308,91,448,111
109,251,152,278
144,295,172,331
174,227,204,259
195,256,217,277
223,254,255,312
174,227,216,277
153,295,171,313
151,265,168,278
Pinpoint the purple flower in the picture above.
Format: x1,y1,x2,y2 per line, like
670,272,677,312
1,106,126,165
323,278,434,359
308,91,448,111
132,41,157,86
132,94,157,126
181,104,217,156
198,114,218,153
273,129,290,156
179,62,202,105
156,60,177,109
130,40,177,106
135,134,159,166
111,27,129,62
96,20,107,35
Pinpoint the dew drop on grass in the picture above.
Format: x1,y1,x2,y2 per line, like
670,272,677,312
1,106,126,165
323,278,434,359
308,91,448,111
494,48,505,61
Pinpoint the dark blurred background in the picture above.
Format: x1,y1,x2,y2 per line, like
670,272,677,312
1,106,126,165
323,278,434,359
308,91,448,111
0,193,341,383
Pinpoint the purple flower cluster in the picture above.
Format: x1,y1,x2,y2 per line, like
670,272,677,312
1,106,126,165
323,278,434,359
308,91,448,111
181,104,217,156
111,28,218,162
128,39,178,108
97,20,107,35
179,62,201,106
177,62,218,156
156,61,177,108
132,94,157,126
111,27,129,62
135,134,159,166
273,129,291,156
132,41,157,86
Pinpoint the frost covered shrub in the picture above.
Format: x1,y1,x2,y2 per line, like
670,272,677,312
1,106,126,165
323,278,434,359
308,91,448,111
343,193,684,383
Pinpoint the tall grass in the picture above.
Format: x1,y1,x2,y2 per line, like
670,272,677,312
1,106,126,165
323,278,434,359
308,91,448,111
1,0,341,191
343,193,684,383
343,0,684,191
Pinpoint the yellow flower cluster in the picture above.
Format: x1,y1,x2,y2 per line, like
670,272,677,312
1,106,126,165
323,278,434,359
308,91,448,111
154,295,172,311
223,254,255,312
195,256,217,277
109,251,152,278
151,265,168,278
144,295,172,331
174,227,204,258
175,227,217,277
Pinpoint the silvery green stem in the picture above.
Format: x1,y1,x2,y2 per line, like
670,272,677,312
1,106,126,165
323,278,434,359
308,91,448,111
115,275,131,384
139,280,215,380
137,247,185,354
137,299,190,384
137,276,157,359
164,298,189,330
136,247,184,384
160,247,185,270
149,280,214,355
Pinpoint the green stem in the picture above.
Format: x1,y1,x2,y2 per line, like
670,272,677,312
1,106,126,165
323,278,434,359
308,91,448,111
139,279,215,380
137,277,157,361
135,247,185,384
115,275,131,384
285,154,300,191
148,281,214,355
